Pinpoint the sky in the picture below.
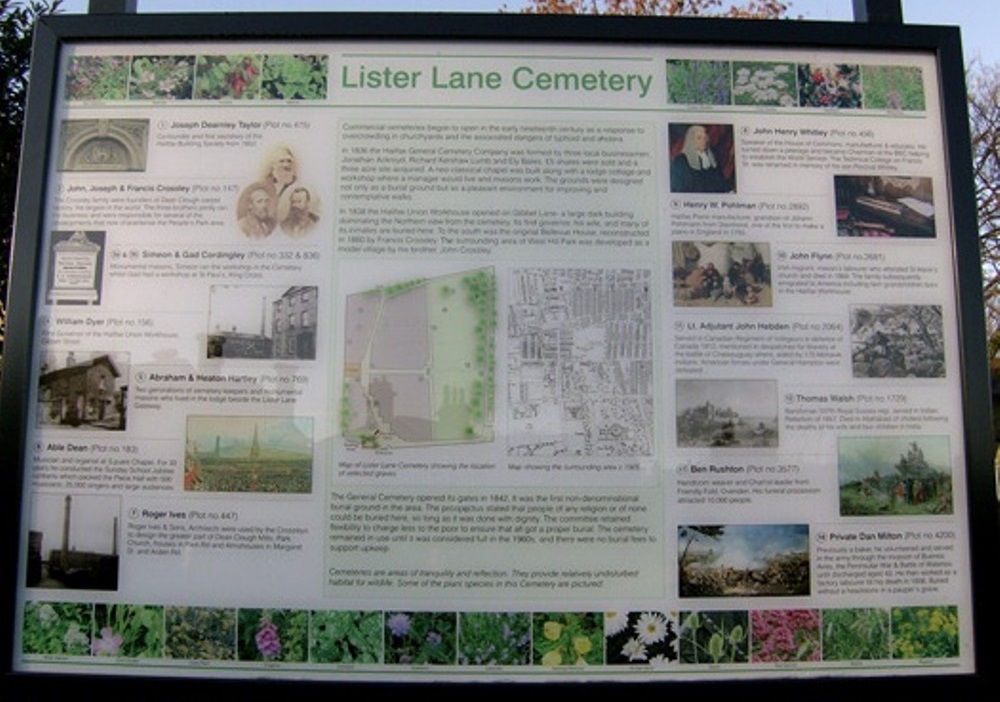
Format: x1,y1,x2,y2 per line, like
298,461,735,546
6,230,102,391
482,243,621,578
54,0,999,67
683,523,809,570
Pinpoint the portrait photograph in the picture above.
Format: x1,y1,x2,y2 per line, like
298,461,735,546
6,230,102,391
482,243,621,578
668,122,736,194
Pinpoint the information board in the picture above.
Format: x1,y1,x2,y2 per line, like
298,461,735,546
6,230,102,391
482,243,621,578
1,11,996,696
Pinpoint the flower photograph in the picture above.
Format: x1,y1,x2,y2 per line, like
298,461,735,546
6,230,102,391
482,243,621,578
604,610,677,666
532,612,604,667
195,54,262,100
163,606,236,661
732,61,797,107
861,64,925,111
237,608,308,662
384,611,456,665
821,607,891,661
798,63,862,108
665,59,732,105
310,610,383,664
891,606,960,659
64,55,130,101
750,608,820,663
678,610,748,664
21,601,93,656
128,55,195,100
92,603,164,658
457,611,532,666
261,54,328,100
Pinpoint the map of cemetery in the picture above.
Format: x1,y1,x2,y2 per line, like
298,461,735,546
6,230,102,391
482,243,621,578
507,267,654,457
341,267,496,449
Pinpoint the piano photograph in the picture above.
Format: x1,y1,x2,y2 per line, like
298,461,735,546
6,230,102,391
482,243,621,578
834,174,936,238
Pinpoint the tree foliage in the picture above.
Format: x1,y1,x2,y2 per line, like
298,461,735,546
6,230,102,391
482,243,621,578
508,0,789,18
969,61,1000,378
1,0,60,355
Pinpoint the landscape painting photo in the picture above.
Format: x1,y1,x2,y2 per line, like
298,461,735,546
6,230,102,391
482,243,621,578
838,435,953,516
184,415,313,493
678,523,810,598
675,379,778,448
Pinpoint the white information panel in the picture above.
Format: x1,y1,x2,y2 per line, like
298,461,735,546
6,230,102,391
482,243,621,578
3,14,994,693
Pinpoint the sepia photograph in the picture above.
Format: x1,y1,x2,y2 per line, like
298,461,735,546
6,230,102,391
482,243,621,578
26,493,120,591
236,181,278,238
37,350,129,430
675,379,778,448
45,230,106,306
278,185,321,238
207,284,317,360
57,118,149,171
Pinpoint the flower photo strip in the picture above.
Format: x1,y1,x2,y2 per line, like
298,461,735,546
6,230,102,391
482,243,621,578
664,57,925,113
63,54,329,102
17,601,964,667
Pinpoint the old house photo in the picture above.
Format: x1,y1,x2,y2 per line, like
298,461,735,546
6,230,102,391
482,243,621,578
37,351,129,430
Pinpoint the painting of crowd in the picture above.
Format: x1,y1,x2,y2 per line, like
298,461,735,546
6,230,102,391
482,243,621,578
678,524,810,598
672,241,771,306
675,379,779,448
849,304,945,378
838,436,953,516
184,416,313,494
